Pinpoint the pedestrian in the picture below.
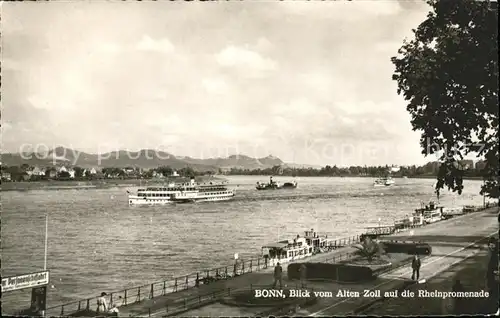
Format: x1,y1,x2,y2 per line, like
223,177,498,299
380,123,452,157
96,292,108,314
272,262,283,289
451,279,465,314
108,304,119,317
411,254,421,281
299,263,307,288
486,238,499,306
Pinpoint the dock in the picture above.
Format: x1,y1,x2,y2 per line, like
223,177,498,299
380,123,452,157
44,205,498,317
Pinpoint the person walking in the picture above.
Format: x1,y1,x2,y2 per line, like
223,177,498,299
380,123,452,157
272,262,283,289
299,263,307,288
411,254,421,281
486,238,499,310
96,292,108,314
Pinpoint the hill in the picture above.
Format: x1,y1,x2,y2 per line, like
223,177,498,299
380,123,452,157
1,148,290,171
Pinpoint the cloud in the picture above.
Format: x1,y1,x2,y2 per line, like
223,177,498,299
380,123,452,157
202,78,230,95
137,35,175,53
98,43,121,54
280,1,402,21
215,46,276,72
1,1,433,166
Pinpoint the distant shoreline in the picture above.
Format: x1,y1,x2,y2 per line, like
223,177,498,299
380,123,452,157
0,176,225,192
0,174,484,191
226,174,484,180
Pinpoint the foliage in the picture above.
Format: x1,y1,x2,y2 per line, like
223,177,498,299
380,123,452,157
391,0,498,198
226,162,486,178
2,161,490,182
353,237,386,263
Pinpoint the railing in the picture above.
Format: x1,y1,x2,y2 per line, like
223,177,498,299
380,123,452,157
45,234,362,316
152,287,232,317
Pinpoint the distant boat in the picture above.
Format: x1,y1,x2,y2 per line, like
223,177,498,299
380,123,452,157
256,176,297,190
373,176,395,187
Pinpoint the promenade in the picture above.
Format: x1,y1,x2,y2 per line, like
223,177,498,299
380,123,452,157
43,206,498,317
305,206,498,316
361,251,498,315
118,206,498,317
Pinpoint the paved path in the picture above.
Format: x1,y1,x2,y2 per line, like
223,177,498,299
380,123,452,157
305,207,498,316
117,206,498,317
118,245,358,317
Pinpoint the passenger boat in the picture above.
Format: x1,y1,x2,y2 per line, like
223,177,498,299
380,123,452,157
128,177,235,205
373,176,395,187
256,176,298,190
261,229,328,267
415,201,444,224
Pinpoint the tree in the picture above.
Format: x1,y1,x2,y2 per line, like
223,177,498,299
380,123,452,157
353,236,386,263
74,166,84,179
392,0,498,198
156,166,173,177
57,171,71,180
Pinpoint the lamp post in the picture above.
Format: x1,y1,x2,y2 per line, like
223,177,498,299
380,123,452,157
483,179,486,208
41,214,48,318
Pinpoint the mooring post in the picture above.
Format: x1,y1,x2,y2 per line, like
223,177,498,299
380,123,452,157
185,275,188,289
124,290,127,305
242,261,245,273
257,258,260,270
250,259,253,272
138,286,141,302
86,299,90,309
174,278,178,292
225,266,228,278
150,284,154,299
163,281,166,295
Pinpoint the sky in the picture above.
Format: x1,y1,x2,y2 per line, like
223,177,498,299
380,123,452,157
1,0,445,166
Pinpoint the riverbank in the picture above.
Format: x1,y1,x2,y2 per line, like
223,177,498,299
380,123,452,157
43,206,498,317
0,176,226,191
1,174,487,192
362,248,498,315
226,174,484,180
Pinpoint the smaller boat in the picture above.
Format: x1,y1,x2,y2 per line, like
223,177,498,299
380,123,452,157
373,176,395,187
256,176,297,190
414,201,444,224
261,229,327,267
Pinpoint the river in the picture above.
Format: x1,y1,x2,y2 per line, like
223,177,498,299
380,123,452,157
1,176,485,313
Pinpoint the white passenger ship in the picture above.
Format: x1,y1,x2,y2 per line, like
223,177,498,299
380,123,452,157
128,177,235,205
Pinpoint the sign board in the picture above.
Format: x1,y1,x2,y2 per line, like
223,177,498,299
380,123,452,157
1,271,50,292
